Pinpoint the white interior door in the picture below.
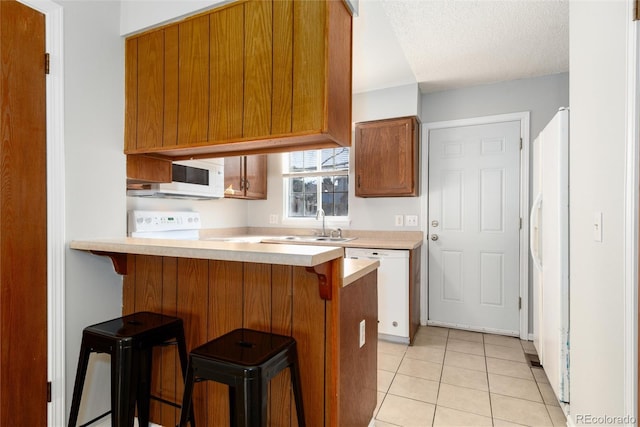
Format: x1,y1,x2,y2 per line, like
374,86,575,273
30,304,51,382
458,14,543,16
428,120,521,334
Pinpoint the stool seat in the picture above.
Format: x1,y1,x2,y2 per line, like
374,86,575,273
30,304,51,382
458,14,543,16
68,311,193,427
179,328,305,427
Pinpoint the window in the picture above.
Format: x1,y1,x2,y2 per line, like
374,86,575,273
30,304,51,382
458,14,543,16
283,148,349,218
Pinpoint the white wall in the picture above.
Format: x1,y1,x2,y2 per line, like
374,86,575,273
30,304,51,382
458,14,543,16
247,83,423,231
120,0,225,36
569,1,630,421
61,0,126,421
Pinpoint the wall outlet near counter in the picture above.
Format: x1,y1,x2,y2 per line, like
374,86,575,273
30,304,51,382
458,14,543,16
269,214,278,224
394,215,404,227
405,215,418,227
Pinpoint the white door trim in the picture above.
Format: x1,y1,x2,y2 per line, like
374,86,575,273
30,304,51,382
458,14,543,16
17,1,66,425
623,1,638,420
421,111,530,340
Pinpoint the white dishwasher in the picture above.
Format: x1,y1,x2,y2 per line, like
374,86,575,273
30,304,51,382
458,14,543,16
345,248,410,343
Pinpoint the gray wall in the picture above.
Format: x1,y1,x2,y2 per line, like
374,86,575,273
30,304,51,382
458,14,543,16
62,0,126,421
248,83,424,232
422,72,569,142
420,72,569,332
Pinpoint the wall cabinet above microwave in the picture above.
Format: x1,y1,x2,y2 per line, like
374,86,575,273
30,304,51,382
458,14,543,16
223,155,267,200
124,0,352,182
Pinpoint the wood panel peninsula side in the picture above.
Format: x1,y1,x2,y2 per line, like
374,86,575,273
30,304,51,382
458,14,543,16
69,238,378,426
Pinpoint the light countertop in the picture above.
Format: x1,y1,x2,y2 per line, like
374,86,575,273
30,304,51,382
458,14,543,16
203,228,424,250
70,237,344,268
342,258,380,286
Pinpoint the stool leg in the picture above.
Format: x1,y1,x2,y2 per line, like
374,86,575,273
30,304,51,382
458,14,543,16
175,327,195,427
111,344,137,427
178,359,196,427
289,345,306,427
136,348,152,427
68,336,92,427
235,376,267,427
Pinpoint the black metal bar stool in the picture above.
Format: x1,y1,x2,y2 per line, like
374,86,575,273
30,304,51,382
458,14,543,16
68,311,195,427
178,328,305,427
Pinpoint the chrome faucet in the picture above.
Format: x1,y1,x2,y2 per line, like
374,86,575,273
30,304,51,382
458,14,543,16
315,208,327,237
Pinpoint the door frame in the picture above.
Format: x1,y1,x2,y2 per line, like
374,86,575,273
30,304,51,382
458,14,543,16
17,0,65,425
420,111,530,339
624,0,639,418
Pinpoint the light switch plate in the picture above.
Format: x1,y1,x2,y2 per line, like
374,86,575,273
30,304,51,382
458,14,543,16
394,215,404,227
405,215,418,227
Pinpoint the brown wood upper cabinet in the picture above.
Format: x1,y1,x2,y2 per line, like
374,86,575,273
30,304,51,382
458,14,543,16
224,155,267,199
125,0,352,167
354,116,420,197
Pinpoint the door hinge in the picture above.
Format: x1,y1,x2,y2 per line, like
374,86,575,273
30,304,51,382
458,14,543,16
519,138,523,150
520,217,522,229
47,381,52,403
519,297,522,310
45,53,50,75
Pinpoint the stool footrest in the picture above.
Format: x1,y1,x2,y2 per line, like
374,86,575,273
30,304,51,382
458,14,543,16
149,394,182,409
78,410,111,427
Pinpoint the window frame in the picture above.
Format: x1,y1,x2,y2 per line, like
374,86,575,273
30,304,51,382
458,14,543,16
281,148,351,227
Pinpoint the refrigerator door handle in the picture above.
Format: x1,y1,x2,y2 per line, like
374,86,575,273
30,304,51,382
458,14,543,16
530,192,543,270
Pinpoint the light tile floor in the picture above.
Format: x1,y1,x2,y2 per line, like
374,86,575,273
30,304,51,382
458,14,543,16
373,326,568,427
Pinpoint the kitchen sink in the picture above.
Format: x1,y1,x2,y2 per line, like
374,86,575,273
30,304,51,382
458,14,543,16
265,236,357,243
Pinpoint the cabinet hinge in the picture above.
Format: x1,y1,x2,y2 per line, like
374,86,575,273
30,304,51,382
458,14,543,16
47,381,52,403
519,297,522,310
45,53,50,75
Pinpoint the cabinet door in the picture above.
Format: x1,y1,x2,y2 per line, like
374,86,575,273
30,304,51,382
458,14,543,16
209,3,244,141
243,1,272,138
126,32,165,151
224,156,244,198
355,116,419,197
244,155,268,200
178,15,210,145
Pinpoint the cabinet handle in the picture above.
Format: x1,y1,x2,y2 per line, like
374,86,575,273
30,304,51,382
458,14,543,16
240,178,245,190
245,179,250,190
357,174,361,188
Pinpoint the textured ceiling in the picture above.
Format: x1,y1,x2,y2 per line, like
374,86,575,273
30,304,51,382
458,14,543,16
352,0,569,94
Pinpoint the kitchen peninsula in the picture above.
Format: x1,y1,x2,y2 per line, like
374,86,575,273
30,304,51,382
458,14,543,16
69,238,378,426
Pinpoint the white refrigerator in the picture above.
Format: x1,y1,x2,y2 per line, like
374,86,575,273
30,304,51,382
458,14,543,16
530,108,570,403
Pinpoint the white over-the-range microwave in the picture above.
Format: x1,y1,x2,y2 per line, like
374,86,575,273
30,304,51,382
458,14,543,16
127,159,225,200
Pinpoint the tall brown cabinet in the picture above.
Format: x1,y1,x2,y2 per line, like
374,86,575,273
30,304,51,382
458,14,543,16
0,1,48,423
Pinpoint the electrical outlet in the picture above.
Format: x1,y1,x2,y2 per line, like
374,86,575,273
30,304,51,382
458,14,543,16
394,215,404,227
405,215,418,227
359,319,366,348
269,214,278,224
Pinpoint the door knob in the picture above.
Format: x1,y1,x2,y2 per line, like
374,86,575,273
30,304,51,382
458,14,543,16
431,234,439,241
